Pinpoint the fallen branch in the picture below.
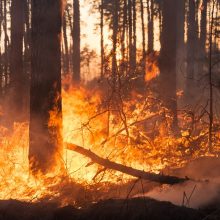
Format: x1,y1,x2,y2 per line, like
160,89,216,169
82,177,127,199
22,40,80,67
66,143,187,185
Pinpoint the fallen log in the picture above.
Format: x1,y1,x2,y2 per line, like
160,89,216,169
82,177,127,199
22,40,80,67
66,143,187,185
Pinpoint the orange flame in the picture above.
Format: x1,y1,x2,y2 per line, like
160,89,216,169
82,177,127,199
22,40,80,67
0,79,218,204
145,53,160,82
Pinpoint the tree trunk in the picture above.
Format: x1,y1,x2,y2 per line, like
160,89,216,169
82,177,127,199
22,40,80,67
159,0,178,131
63,9,70,74
147,0,154,53
176,0,185,91
128,0,133,73
23,0,31,119
112,0,119,84
30,0,63,174
186,0,197,100
140,0,146,62
10,0,25,121
100,0,104,78
131,0,136,71
3,0,9,88
199,0,208,64
120,0,127,75
0,0,2,96
73,0,80,82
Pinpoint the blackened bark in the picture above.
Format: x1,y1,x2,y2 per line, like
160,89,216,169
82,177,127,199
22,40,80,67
30,0,63,173
73,0,80,82
159,0,178,131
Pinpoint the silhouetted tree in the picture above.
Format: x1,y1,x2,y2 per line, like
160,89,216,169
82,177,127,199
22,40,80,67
73,0,81,82
100,0,104,78
147,0,154,54
186,0,197,97
29,0,63,173
63,8,70,74
10,0,25,120
159,0,178,131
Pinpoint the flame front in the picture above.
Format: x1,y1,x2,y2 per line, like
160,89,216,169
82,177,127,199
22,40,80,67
0,82,219,204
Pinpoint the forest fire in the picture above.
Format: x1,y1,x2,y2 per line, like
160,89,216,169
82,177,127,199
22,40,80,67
0,0,220,219
0,82,219,205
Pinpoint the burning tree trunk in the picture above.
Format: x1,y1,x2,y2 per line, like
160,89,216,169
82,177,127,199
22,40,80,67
66,143,187,185
73,0,81,82
30,0,63,174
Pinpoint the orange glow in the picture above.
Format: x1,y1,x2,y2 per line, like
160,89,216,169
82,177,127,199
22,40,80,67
0,79,218,204
145,54,160,82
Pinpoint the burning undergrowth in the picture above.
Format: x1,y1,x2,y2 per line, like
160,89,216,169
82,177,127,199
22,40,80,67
0,79,219,207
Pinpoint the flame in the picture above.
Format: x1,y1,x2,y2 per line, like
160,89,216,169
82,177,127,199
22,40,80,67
145,53,160,82
0,79,219,204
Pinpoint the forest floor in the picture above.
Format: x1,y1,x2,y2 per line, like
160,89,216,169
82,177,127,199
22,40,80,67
0,157,220,220
0,197,219,220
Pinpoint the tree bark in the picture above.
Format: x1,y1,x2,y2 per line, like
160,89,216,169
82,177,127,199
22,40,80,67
112,0,119,84
176,0,185,91
66,143,187,185
140,0,146,62
73,0,80,82
3,0,9,88
132,0,136,71
147,0,154,53
128,0,133,73
159,0,178,131
100,0,104,78
63,9,70,74
120,0,127,75
186,0,197,100
10,0,25,120
0,0,2,96
30,0,63,174
199,0,208,75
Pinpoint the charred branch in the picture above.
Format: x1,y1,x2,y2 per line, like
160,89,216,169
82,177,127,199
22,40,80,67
66,143,187,185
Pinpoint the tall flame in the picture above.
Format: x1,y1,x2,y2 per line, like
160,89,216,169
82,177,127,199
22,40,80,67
0,80,218,204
